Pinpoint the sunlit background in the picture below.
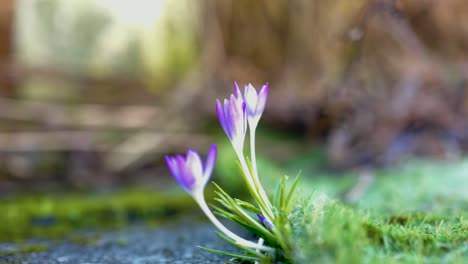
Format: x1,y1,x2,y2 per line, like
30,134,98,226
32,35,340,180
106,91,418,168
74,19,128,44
1,0,467,190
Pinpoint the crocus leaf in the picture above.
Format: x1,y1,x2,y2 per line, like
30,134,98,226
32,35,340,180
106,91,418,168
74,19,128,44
198,246,262,261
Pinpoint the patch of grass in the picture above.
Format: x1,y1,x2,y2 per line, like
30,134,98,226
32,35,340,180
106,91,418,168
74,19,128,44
286,158,467,263
288,194,467,264
355,160,468,215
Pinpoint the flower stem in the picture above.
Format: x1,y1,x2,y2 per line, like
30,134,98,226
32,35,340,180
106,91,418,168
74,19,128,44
235,150,272,220
255,238,265,264
249,127,274,217
195,192,275,253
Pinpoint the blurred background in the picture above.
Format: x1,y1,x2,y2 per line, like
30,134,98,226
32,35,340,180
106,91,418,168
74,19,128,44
0,0,467,191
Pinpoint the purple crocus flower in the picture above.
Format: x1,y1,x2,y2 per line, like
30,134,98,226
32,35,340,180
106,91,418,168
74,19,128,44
165,144,217,196
257,214,274,230
165,144,274,252
244,83,268,129
216,83,247,153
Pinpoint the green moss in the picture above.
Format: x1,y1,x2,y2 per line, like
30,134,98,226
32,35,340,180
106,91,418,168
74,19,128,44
216,141,467,263
0,187,195,242
0,245,48,257
289,195,467,264
117,238,128,246
278,156,468,263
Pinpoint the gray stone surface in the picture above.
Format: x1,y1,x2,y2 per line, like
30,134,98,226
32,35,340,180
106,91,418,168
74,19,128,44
0,220,245,264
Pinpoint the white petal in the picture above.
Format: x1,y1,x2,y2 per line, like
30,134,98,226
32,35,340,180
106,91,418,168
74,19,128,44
244,84,258,115
186,149,203,181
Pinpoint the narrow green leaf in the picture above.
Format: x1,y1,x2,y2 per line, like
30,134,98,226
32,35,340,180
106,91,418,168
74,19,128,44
235,199,262,214
214,196,273,238
199,246,262,261
212,182,231,198
214,231,268,258
211,204,236,219
285,175,301,210
273,178,282,209
214,197,232,209
279,176,287,211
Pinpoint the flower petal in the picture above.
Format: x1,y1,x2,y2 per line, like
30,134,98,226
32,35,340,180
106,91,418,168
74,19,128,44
234,82,241,98
216,99,229,137
203,144,217,186
165,156,179,179
256,83,268,116
228,95,241,138
223,99,233,140
186,149,203,182
244,84,258,116
257,213,274,229
165,145,217,195
175,155,195,192
241,101,247,134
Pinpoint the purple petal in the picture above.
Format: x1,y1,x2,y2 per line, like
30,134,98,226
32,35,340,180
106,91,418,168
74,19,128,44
256,83,268,116
165,156,179,180
203,144,217,185
223,99,230,115
223,99,233,140
234,82,241,97
176,155,195,192
166,155,188,192
166,156,183,187
241,102,247,134
257,213,274,229
228,95,241,137
216,99,230,138
257,213,266,222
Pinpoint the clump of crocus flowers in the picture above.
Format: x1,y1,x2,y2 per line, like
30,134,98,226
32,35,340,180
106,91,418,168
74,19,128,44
165,83,298,262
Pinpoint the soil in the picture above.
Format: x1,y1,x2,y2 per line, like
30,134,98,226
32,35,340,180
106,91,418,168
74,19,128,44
0,220,243,264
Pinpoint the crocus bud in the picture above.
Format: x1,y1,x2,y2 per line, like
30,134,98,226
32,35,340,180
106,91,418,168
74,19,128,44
216,83,247,154
244,83,268,129
165,144,217,198
257,214,274,230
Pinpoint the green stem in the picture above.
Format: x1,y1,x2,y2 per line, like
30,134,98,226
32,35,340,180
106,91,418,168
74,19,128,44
249,127,274,217
235,150,273,221
195,192,275,252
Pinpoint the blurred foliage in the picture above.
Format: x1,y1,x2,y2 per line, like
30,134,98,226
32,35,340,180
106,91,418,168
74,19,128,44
140,0,200,90
201,0,468,168
1,0,468,184
22,0,111,71
16,0,200,100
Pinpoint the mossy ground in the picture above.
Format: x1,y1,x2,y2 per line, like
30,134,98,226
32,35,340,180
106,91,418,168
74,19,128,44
289,193,466,263
0,187,196,242
216,135,467,263
0,244,49,257
0,138,466,263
